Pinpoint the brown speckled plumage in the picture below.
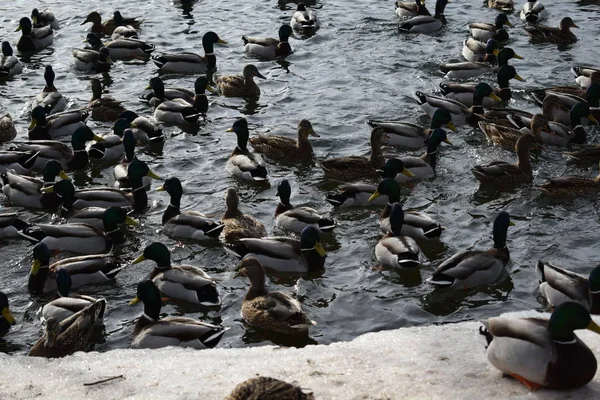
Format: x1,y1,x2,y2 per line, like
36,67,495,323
215,64,265,98
249,119,318,163
225,376,315,400
221,188,267,244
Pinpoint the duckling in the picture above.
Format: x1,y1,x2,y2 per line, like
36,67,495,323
243,25,294,59
221,188,267,245
81,11,142,36
524,17,578,44
28,106,89,140
0,114,17,142
144,76,215,108
156,177,225,241
85,32,155,61
462,38,498,63
291,3,320,33
488,0,514,12
538,161,600,197
538,261,600,314
399,0,449,33
132,242,220,306
376,203,423,269
441,47,523,80
215,64,265,98
0,291,16,335
0,42,23,78
479,113,550,150
572,67,600,88
130,280,226,349
225,377,314,400
31,8,59,30
119,110,164,144
16,17,53,52
249,119,318,163
469,13,512,42
87,78,125,122
226,118,268,181
152,31,227,74
395,0,430,18
32,66,66,115
0,150,39,176
237,257,315,334
427,211,513,289
72,47,112,72
520,0,547,23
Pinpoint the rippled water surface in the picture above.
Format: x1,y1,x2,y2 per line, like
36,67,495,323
1,0,600,353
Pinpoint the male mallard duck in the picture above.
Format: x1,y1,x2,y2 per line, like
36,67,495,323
28,299,105,358
530,83,600,111
0,42,23,79
230,226,326,273
87,127,125,163
538,161,600,197
441,47,523,79
367,108,457,149
28,106,89,140
156,177,224,241
368,178,444,240
31,8,59,30
505,111,588,147
111,11,139,40
112,128,148,189
0,114,17,142
462,38,498,63
275,179,336,234
72,47,112,72
520,0,547,23
249,119,318,163
119,110,164,144
0,291,16,335
85,32,155,61
87,78,125,122
152,31,227,74
16,17,53,52
480,302,600,390
132,242,220,306
488,0,514,11
539,96,598,128
130,280,226,349
469,13,512,42
0,150,39,175
144,76,215,108
0,213,32,240
149,77,214,124
572,67,600,89
243,25,294,59
376,203,423,269
472,133,540,187
524,17,578,44
291,3,320,33
395,0,430,18
32,66,66,115
399,0,449,33
225,377,314,400
226,118,268,181
215,64,265,98
221,188,267,245
81,11,142,36
427,211,513,289
237,257,315,334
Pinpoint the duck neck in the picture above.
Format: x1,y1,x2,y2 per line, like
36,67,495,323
104,220,125,244
300,248,326,270
28,265,49,294
162,191,181,224
516,149,532,175
192,94,209,114
245,277,268,301
275,199,293,215
131,178,148,212
297,131,313,153
370,138,385,169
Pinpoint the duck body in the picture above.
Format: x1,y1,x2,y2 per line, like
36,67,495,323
392,129,451,183
291,4,319,33
0,114,17,142
249,119,318,163
16,17,53,52
151,31,226,74
376,204,423,269
1,160,68,209
215,64,265,98
226,118,268,181
520,0,548,23
462,38,498,63
1,42,23,78
82,11,142,36
87,78,125,122
221,188,267,245
572,67,600,89
119,110,164,144
32,66,66,115
0,212,31,239
395,0,431,18
469,13,512,42
29,108,89,141
488,0,515,12
524,17,578,44
31,8,60,30
102,38,155,60
72,47,112,72
399,0,448,33
0,150,39,175
225,377,314,400
243,25,293,59
441,47,522,79
0,291,16,335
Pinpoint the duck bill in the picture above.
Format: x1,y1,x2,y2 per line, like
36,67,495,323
146,170,161,180
514,74,526,82
309,129,320,138
2,307,15,325
93,134,105,142
446,121,458,133
401,168,416,177
15,25,22,32
488,93,503,102
368,190,382,202
59,170,70,181
31,259,41,276
217,39,228,45
125,216,139,226
314,242,327,257
443,138,453,145
509,221,516,226
32,16,38,25
155,185,165,192
129,297,140,306
572,23,580,29
206,85,217,94
145,84,152,90
588,114,599,125
41,186,54,193
81,18,90,25
132,254,145,264
226,127,234,132
29,119,37,130
505,21,513,28
493,49,499,57
588,320,600,334
513,53,524,60
255,71,266,79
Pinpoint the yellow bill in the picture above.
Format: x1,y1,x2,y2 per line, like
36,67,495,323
587,114,599,125
401,168,415,178
29,119,37,130
2,307,15,325
488,93,502,102
41,186,54,193
493,49,499,57
129,297,140,306
314,242,327,257
514,74,526,82
146,170,161,180
588,320,600,334
206,85,217,94
226,127,234,132
368,190,381,202
513,53,524,60
505,21,513,28
132,254,145,264
509,221,516,226
125,216,139,226
15,24,22,32
446,121,458,133
59,170,70,181
443,138,453,145
155,185,165,192
217,38,228,45
93,134,105,142
31,259,41,276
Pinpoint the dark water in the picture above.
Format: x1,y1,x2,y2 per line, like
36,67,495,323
1,0,599,354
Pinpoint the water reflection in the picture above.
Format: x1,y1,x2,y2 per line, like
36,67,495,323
242,324,318,347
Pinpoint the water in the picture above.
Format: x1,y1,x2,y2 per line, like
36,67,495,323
1,0,599,354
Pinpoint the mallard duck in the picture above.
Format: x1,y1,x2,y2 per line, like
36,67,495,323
319,127,387,181
72,47,112,72
152,31,227,74
130,280,226,349
28,106,89,140
243,25,294,59
112,128,149,189
472,133,540,187
85,32,155,61
539,96,598,128
376,203,423,269
441,47,523,79
572,67,600,89
229,226,326,273
524,17,578,44
156,177,224,241
0,291,16,334
537,261,600,314
87,78,125,122
144,76,215,108
237,257,315,334
538,161,600,197
64,205,133,231
0,212,32,240
520,0,547,23
226,118,268,181
86,130,124,164
291,3,320,33
221,188,267,245
503,111,588,147
0,42,23,78
16,17,53,52
488,0,514,11
395,0,430,18
32,65,66,116
368,178,444,240
28,299,105,358
0,150,38,175
111,11,139,40
31,8,59,30
149,77,214,124
367,108,457,149
530,83,600,111
427,211,513,289
81,11,141,36
462,38,498,63
119,110,164,144
469,13,512,42
399,0,449,33
275,179,336,234
28,242,122,294
249,119,318,163
416,83,502,125
132,242,220,306
0,114,17,142
215,64,265,98
480,302,600,390
565,145,600,165
225,377,314,400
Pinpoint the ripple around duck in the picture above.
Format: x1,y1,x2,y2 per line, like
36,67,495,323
1,0,600,353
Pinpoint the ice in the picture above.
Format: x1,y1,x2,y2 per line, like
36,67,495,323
2,310,600,399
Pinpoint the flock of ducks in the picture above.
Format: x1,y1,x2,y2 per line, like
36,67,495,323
1,0,600,396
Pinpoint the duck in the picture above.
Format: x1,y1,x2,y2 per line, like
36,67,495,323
221,188,268,245
479,302,600,390
150,77,213,124
524,17,578,44
472,133,541,188
144,76,215,108
565,145,600,165
0,114,17,142
237,257,315,334
520,0,547,23
469,13,512,42
367,108,457,149
538,96,598,128
32,65,67,116
215,64,266,98
572,67,600,89
130,280,226,349
501,111,587,147
28,298,105,358
156,177,225,242
395,0,430,18
16,17,53,52
462,38,498,63
229,226,326,273
28,106,89,140
243,25,294,59
488,0,514,12
112,128,149,189
85,32,155,61
81,11,142,36
0,42,23,78
31,8,59,30
368,178,444,240
427,211,513,289
226,118,268,181
319,127,387,181
225,377,314,400
399,0,449,33
441,47,523,80
87,78,125,122
538,161,600,197
72,47,112,72
530,83,600,110
249,119,318,163
537,261,600,314
291,3,320,33
376,203,423,269
0,213,33,240
0,150,39,176
111,11,139,40
86,127,127,164
132,242,220,306
152,31,227,74
64,205,134,231
28,242,123,294
119,110,164,144
275,179,336,234
0,291,16,334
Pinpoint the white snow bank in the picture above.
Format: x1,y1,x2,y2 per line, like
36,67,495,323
3,313,600,399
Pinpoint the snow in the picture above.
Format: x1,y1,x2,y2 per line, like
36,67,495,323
2,311,600,399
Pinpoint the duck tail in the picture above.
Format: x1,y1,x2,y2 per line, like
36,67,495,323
205,222,225,238
250,166,269,181
530,91,545,107
398,21,412,33
102,261,124,279
536,260,547,283
479,326,493,347
422,223,443,239
201,327,227,349
224,242,250,258
318,217,337,232
325,191,346,207
414,91,427,105
426,273,454,287
21,151,40,170
439,82,450,95
241,36,249,45
17,226,45,243
151,54,167,69
571,66,582,78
